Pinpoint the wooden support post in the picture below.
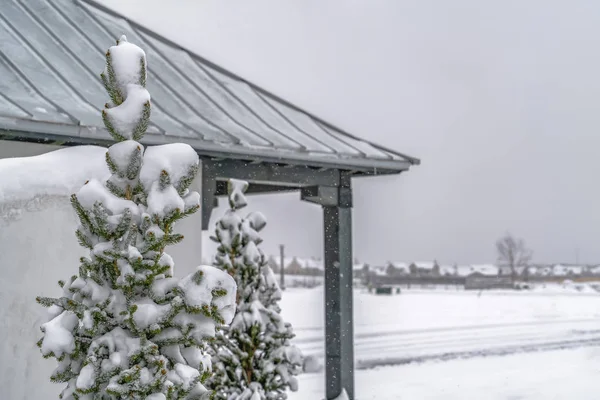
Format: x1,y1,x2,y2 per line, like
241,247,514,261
323,204,354,399
303,171,355,399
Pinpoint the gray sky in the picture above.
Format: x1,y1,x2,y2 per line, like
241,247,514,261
101,0,600,265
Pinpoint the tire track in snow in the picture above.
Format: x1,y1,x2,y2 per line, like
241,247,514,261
300,323,600,355
356,337,600,369
293,317,600,344
294,318,600,370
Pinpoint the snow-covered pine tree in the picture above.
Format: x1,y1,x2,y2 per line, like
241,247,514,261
35,35,237,400
207,180,302,400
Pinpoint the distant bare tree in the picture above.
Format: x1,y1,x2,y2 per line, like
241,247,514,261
496,233,533,281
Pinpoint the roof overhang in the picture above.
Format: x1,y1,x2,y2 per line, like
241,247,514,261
0,116,415,175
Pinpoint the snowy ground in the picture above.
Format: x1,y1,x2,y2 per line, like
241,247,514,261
281,287,600,399
292,347,600,400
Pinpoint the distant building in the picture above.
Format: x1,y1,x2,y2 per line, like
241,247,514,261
369,264,389,277
468,264,500,276
267,255,324,275
465,272,513,290
498,265,530,277
409,261,440,277
497,263,590,279
439,264,458,276
590,265,600,275
353,263,369,281
528,264,553,276
386,262,410,276
444,264,499,277
267,255,296,273
302,258,324,275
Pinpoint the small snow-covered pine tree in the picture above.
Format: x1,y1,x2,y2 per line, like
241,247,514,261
35,35,237,400
207,180,302,400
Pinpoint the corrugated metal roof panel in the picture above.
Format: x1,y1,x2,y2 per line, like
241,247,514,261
0,0,419,172
199,62,335,154
0,92,28,118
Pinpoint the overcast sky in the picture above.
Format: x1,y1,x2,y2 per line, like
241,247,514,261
100,0,600,265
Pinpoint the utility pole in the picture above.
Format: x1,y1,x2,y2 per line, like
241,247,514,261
279,244,286,291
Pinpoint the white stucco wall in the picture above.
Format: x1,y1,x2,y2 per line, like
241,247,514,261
0,140,204,399
162,172,204,277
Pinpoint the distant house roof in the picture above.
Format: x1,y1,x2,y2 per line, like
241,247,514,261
590,266,600,275
0,0,419,174
552,264,584,276
353,263,367,271
269,256,324,270
301,258,324,270
368,265,388,276
389,262,410,271
539,266,552,276
439,265,456,275
412,261,437,270
456,264,498,277
470,264,499,276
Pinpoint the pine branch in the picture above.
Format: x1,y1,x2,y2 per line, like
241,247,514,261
163,233,184,247
70,194,94,233
139,57,147,87
102,109,128,142
175,163,199,195
126,144,143,180
192,269,204,285
106,179,127,199
75,229,94,250
183,204,200,217
105,151,121,177
91,202,110,239
114,208,133,238
103,50,123,106
50,368,76,383
132,101,151,141
36,296,59,308
159,170,171,191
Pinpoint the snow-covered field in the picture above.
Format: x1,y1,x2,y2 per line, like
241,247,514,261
292,347,600,400
281,287,600,399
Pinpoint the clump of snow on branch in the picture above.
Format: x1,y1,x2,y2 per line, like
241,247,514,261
36,35,237,399
207,179,303,400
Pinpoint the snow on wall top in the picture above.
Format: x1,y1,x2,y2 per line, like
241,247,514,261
0,0,418,173
0,145,108,223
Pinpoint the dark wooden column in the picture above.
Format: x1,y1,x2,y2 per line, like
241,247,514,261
302,172,355,399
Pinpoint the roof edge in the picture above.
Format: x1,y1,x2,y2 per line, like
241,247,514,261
0,116,413,174
77,0,420,166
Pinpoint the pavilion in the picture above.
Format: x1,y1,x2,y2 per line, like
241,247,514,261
0,0,420,398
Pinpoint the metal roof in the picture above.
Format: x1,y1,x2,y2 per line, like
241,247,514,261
0,0,419,173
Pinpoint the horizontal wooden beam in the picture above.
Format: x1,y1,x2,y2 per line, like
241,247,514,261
203,158,340,188
215,181,300,197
